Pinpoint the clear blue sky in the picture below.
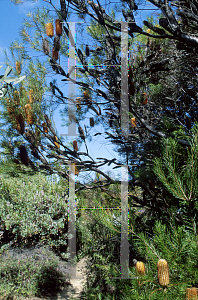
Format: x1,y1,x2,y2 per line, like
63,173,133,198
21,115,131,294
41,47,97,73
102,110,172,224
0,0,158,182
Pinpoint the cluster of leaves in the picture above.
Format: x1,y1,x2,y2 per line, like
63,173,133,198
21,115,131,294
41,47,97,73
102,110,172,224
0,172,69,260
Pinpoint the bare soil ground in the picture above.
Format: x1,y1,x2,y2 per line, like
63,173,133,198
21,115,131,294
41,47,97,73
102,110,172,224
13,257,88,300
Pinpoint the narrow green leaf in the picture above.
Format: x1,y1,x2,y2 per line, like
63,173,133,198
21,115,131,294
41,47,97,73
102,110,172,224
4,66,12,77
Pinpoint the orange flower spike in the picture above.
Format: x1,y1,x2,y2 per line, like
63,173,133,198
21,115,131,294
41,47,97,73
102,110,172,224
157,259,169,286
54,136,60,148
25,104,34,125
135,261,146,276
46,23,54,37
142,92,148,105
16,61,21,75
186,287,198,299
131,117,137,128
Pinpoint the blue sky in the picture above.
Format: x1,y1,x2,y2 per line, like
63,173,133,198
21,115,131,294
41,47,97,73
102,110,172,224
0,0,158,182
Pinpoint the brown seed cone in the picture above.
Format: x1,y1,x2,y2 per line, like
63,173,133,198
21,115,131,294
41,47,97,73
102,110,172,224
16,61,21,75
55,19,62,36
29,89,34,104
25,104,34,125
43,38,50,55
157,259,169,286
90,117,94,127
19,145,29,166
73,140,78,152
135,261,146,276
42,122,48,133
186,287,198,299
52,48,59,61
46,23,54,37
15,114,24,134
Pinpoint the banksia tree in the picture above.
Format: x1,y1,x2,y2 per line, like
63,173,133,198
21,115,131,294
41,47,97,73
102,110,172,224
157,259,169,286
46,22,54,37
186,287,198,300
55,19,62,36
135,261,146,275
25,104,34,125
19,145,29,166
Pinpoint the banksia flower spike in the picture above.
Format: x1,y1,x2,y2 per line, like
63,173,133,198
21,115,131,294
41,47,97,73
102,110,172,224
29,89,34,104
25,104,34,125
73,140,78,152
131,117,137,128
46,23,54,37
43,38,50,55
90,117,94,127
157,259,169,286
52,48,59,61
42,122,48,133
13,90,20,106
135,261,146,276
16,61,21,74
55,19,62,36
186,287,198,300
